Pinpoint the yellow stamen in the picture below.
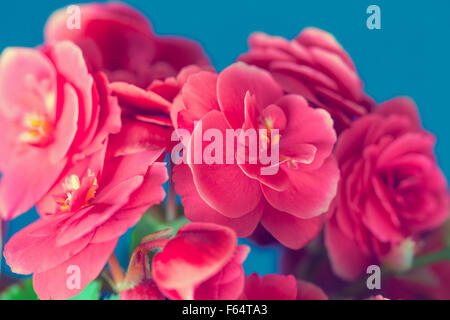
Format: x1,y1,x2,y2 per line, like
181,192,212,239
271,134,281,146
20,113,52,144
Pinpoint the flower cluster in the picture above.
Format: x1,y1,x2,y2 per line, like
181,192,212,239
0,3,448,300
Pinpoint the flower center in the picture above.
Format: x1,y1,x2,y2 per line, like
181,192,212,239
19,113,53,146
56,171,98,211
259,117,281,147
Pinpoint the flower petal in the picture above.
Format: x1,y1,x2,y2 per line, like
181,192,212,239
217,62,283,129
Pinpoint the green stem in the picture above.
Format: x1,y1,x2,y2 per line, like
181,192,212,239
412,248,450,269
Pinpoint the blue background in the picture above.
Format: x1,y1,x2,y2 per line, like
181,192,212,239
1,0,449,278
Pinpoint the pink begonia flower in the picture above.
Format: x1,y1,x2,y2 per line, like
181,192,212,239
325,97,449,281
0,41,121,220
44,2,210,89
172,62,339,249
152,222,249,300
239,28,375,133
4,145,168,300
239,273,327,300
108,65,212,155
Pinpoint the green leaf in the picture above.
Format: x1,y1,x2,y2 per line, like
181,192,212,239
130,210,188,255
0,279,38,300
69,280,101,300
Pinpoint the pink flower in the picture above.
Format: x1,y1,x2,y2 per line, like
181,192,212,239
3,145,168,299
0,42,121,220
325,97,449,281
239,28,374,132
151,222,249,300
172,62,339,249
44,3,210,88
239,273,327,300
108,65,212,155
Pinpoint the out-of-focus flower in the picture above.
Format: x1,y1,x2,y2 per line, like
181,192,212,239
152,222,249,300
44,2,210,88
108,65,212,154
325,97,449,281
0,41,121,220
239,273,327,300
239,28,374,132
4,145,168,299
172,62,339,249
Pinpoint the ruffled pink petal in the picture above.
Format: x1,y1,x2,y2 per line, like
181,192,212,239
0,116,19,171
0,149,67,220
179,71,219,127
237,93,290,191
0,47,56,120
108,118,171,156
262,156,339,219
334,115,379,164
276,94,336,170
45,3,156,87
261,204,324,249
376,133,435,169
101,149,164,188
110,81,171,115
56,176,142,246
376,97,421,129
49,41,94,136
240,273,298,300
194,245,249,300
325,216,374,281
32,239,118,300
48,83,79,162
91,162,168,243
362,191,404,243
3,214,93,274
37,145,107,215
55,153,161,244
154,36,210,73
152,223,237,300
187,110,262,217
173,163,263,237
295,27,355,71
45,3,153,44
75,72,122,157
217,62,283,129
